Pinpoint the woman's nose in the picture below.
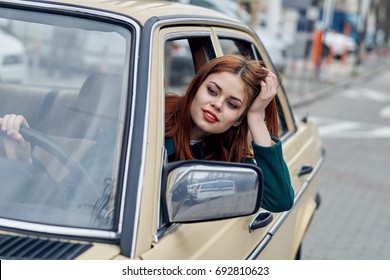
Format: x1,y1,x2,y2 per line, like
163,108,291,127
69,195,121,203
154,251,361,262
211,100,222,112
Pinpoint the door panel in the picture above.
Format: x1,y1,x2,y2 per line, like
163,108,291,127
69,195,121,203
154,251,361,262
142,217,272,259
139,26,323,260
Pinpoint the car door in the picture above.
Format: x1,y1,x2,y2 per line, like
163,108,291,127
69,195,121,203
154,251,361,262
136,24,273,260
137,23,323,260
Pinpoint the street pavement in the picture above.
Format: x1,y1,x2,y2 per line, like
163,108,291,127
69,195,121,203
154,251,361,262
282,51,390,260
282,52,388,108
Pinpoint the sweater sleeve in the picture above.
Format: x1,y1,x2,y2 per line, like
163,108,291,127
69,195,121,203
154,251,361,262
245,137,294,212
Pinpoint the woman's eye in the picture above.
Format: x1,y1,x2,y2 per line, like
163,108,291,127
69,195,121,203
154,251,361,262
227,100,238,109
207,87,217,96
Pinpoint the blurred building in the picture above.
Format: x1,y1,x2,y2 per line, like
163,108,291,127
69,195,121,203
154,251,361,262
177,0,389,66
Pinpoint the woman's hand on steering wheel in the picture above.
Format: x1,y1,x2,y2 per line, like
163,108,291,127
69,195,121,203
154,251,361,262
0,114,32,164
1,115,99,199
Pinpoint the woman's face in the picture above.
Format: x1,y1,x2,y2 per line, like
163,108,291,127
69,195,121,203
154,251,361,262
190,71,247,140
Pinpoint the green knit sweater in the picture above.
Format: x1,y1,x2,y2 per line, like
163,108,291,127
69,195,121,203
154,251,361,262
165,137,294,212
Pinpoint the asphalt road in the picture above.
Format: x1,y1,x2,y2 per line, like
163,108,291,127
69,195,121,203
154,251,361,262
292,67,390,259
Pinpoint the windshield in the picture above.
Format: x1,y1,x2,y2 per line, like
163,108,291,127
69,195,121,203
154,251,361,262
0,7,131,232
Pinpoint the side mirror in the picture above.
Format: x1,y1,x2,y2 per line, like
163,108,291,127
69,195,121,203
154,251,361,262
162,160,263,223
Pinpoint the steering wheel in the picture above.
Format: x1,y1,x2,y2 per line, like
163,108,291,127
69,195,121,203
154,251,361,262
0,127,99,198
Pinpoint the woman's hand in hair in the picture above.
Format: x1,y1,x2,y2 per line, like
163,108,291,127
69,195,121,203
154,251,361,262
0,114,32,164
246,70,278,147
247,70,278,120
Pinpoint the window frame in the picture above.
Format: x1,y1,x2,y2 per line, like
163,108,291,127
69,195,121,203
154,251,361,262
0,1,140,242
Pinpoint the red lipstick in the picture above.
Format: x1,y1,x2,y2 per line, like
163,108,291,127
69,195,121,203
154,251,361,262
202,109,219,123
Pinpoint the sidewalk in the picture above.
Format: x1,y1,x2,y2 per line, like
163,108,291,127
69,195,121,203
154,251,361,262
282,52,390,108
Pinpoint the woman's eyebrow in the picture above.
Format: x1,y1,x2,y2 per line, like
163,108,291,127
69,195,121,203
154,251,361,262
210,81,222,92
229,95,243,104
210,81,243,104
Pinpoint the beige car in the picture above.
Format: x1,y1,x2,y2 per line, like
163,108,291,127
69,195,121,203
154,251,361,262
0,0,324,260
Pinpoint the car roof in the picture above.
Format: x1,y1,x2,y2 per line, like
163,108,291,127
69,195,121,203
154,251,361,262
26,0,240,26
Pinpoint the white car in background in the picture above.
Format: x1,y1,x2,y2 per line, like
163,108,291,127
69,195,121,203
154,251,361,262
0,29,27,83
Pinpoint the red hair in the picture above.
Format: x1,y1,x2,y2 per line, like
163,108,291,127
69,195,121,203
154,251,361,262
165,55,279,162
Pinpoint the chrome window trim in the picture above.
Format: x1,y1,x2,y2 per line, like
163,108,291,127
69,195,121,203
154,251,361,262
128,24,153,261
0,0,141,241
163,31,213,40
0,218,119,239
214,30,255,41
280,130,296,143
